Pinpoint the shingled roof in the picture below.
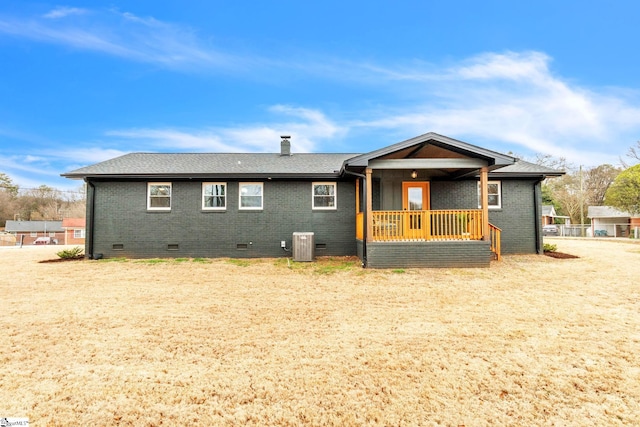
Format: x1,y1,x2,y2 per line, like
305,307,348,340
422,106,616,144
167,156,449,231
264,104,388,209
62,137,564,180
587,206,634,218
487,160,565,178
5,220,64,233
62,152,359,180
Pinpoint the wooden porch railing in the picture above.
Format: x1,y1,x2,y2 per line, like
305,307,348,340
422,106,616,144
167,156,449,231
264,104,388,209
356,210,502,260
489,223,502,260
363,210,483,241
355,209,502,260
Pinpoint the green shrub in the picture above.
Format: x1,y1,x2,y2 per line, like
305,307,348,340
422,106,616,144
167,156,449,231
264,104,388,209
57,246,84,259
543,243,557,252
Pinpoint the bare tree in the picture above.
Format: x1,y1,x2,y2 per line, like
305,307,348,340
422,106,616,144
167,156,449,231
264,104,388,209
584,164,621,206
0,173,19,226
621,140,640,168
16,185,63,220
544,172,584,223
628,140,640,162
533,153,574,172
58,185,87,218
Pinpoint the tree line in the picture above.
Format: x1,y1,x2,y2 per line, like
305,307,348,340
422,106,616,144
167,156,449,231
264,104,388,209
0,173,86,227
539,140,640,224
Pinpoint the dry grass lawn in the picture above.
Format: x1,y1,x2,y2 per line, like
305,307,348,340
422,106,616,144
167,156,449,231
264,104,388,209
1,239,640,426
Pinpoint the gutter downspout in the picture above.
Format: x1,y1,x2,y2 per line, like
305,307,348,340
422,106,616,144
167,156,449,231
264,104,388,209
85,179,96,259
343,169,368,268
534,179,543,254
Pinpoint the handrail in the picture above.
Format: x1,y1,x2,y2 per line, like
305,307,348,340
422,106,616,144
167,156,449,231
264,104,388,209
489,223,502,260
368,210,483,241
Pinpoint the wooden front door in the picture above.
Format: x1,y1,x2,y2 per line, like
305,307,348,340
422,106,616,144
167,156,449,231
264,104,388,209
402,182,430,238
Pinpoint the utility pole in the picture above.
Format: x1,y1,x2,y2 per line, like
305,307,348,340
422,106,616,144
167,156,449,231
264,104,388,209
580,165,585,237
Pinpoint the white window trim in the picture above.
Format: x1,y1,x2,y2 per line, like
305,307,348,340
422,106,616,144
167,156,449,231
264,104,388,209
478,180,502,209
239,182,263,210
202,182,227,210
147,182,172,211
73,229,85,239
312,182,337,210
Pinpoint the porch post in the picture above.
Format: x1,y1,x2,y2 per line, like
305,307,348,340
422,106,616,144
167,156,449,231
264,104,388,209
480,166,489,240
366,168,373,243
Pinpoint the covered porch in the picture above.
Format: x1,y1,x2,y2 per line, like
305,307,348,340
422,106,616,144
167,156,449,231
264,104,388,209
356,209,501,260
343,132,513,268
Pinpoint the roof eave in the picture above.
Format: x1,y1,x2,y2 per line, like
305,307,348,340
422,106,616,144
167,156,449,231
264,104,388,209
66,172,346,180
489,172,566,179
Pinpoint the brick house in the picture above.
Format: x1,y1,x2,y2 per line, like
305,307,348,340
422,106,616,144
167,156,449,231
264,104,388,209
5,220,64,245
62,132,563,267
61,218,86,245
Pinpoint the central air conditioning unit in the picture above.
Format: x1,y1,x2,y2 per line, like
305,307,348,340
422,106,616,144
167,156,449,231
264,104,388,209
292,232,314,262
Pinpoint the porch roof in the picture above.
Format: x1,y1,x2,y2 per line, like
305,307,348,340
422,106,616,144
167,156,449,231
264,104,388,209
342,132,516,171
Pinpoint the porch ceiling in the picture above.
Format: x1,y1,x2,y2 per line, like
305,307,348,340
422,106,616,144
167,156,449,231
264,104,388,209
378,142,470,160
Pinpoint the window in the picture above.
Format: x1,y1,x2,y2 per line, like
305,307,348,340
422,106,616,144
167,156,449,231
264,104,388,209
313,182,337,210
30,232,37,237
478,181,502,209
239,183,263,210
148,183,171,210
202,183,226,210
73,229,85,239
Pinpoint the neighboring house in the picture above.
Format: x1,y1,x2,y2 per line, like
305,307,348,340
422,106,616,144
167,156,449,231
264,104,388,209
5,220,64,245
588,206,640,238
542,205,556,225
541,205,570,225
62,218,86,245
62,132,563,268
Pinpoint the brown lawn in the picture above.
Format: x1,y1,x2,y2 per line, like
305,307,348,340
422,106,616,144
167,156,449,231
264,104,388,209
1,239,639,426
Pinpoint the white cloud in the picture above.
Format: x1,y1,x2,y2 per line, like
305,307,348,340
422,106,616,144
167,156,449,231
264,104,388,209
107,106,344,154
55,148,129,164
24,155,48,163
350,51,640,165
454,51,552,83
0,9,241,71
0,155,54,175
106,128,235,151
43,7,88,19
2,7,638,170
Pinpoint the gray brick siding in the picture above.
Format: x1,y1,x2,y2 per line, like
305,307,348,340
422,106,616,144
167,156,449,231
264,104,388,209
87,176,540,261
89,179,356,259
431,178,540,254
366,240,492,268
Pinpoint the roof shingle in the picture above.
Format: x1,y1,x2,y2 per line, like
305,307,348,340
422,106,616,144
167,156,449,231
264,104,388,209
62,153,358,179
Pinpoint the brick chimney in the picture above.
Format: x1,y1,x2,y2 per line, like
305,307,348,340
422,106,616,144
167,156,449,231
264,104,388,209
280,135,291,156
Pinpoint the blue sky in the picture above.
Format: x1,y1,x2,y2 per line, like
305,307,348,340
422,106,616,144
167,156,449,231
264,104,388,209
1,1,640,191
